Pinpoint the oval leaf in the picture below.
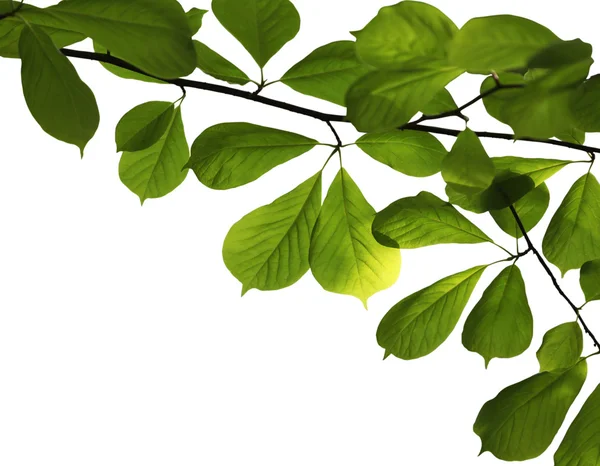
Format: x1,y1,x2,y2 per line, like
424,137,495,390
580,259,600,303
310,168,401,307
377,265,487,360
462,264,533,367
194,41,250,85
187,123,318,190
536,322,583,373
490,183,550,238
223,173,322,294
116,101,175,153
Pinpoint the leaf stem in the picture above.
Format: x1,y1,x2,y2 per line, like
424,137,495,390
326,121,343,147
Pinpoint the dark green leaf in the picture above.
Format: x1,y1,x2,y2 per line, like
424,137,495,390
187,123,318,190
194,41,250,85
492,156,572,186
212,0,300,68
377,265,487,360
280,41,371,106
528,39,593,69
310,168,401,307
462,265,533,367
580,259,600,303
372,191,492,249
352,1,458,69
536,322,583,372
571,74,600,132
474,360,587,461
555,384,600,466
449,15,559,73
119,107,189,204
223,173,321,294
543,173,600,276
356,130,447,177
347,67,462,132
19,23,98,155
490,183,550,238
92,42,164,84
420,88,458,115
115,101,175,153
187,8,207,35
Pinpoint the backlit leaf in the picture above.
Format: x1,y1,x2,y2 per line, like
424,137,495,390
377,265,487,360
571,74,600,132
310,168,401,307
420,88,458,115
580,259,600,303
115,101,175,153
492,156,572,187
536,322,583,372
194,41,251,85
528,39,593,70
490,183,550,238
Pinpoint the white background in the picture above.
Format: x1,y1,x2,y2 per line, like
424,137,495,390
1,1,599,464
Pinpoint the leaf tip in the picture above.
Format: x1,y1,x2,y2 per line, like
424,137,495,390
241,284,252,297
383,349,392,361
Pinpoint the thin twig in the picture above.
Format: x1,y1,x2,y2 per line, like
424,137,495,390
326,121,343,147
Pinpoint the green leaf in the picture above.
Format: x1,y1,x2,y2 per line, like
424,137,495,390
543,173,600,276
187,8,207,35
442,129,495,195
115,101,175,153
310,168,401,307
492,156,572,186
420,88,458,115
187,123,318,190
223,173,321,294
347,67,463,132
449,15,559,73
571,74,600,132
372,191,492,249
536,322,583,373
528,39,593,69
212,0,300,68
280,41,371,106
92,42,165,84
19,23,99,155
40,0,197,78
474,360,587,461
194,41,251,85
490,183,550,238
580,259,600,303
356,130,447,177
377,265,487,360
119,107,189,204
555,384,600,466
352,1,458,69
557,127,586,145
462,265,533,367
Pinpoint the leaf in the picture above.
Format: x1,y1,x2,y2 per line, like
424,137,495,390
187,8,207,35
280,41,371,106
309,168,400,307
536,322,583,372
490,183,550,238
187,123,318,190
119,107,189,204
115,101,175,153
372,191,492,249
554,383,600,466
356,130,447,177
223,173,321,294
346,67,463,132
528,39,593,69
449,15,559,73
377,265,487,360
580,259,600,303
92,42,165,84
462,265,533,367
543,173,600,276
571,74,600,132
19,23,99,155
194,41,251,85
492,156,572,187
212,0,300,68
420,88,458,115
40,0,197,78
557,127,586,145
474,360,587,461
442,129,495,195
352,1,458,69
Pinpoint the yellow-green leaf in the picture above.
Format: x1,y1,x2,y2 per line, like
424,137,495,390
536,322,583,372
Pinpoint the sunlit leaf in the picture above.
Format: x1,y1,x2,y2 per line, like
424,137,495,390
194,41,251,85
557,127,586,145
474,360,588,461
571,74,600,132
536,322,583,372
356,130,447,177
492,156,572,186
378,265,487,360
421,88,458,115
187,123,318,190
580,259,600,303
223,173,322,294
115,101,175,153
490,183,550,238
310,168,401,307
462,264,533,367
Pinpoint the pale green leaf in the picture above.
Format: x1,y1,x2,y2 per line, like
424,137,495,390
194,40,250,85
490,183,550,238
119,107,189,203
187,123,318,190
223,173,321,294
492,156,572,187
280,41,371,106
372,191,492,249
310,168,401,307
19,23,98,155
356,130,447,177
212,0,300,68
420,88,458,115
571,74,600,132
115,101,175,153
462,265,533,367
543,173,600,276
187,8,207,35
377,265,487,360
536,322,583,372
474,360,587,461
580,259,600,303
